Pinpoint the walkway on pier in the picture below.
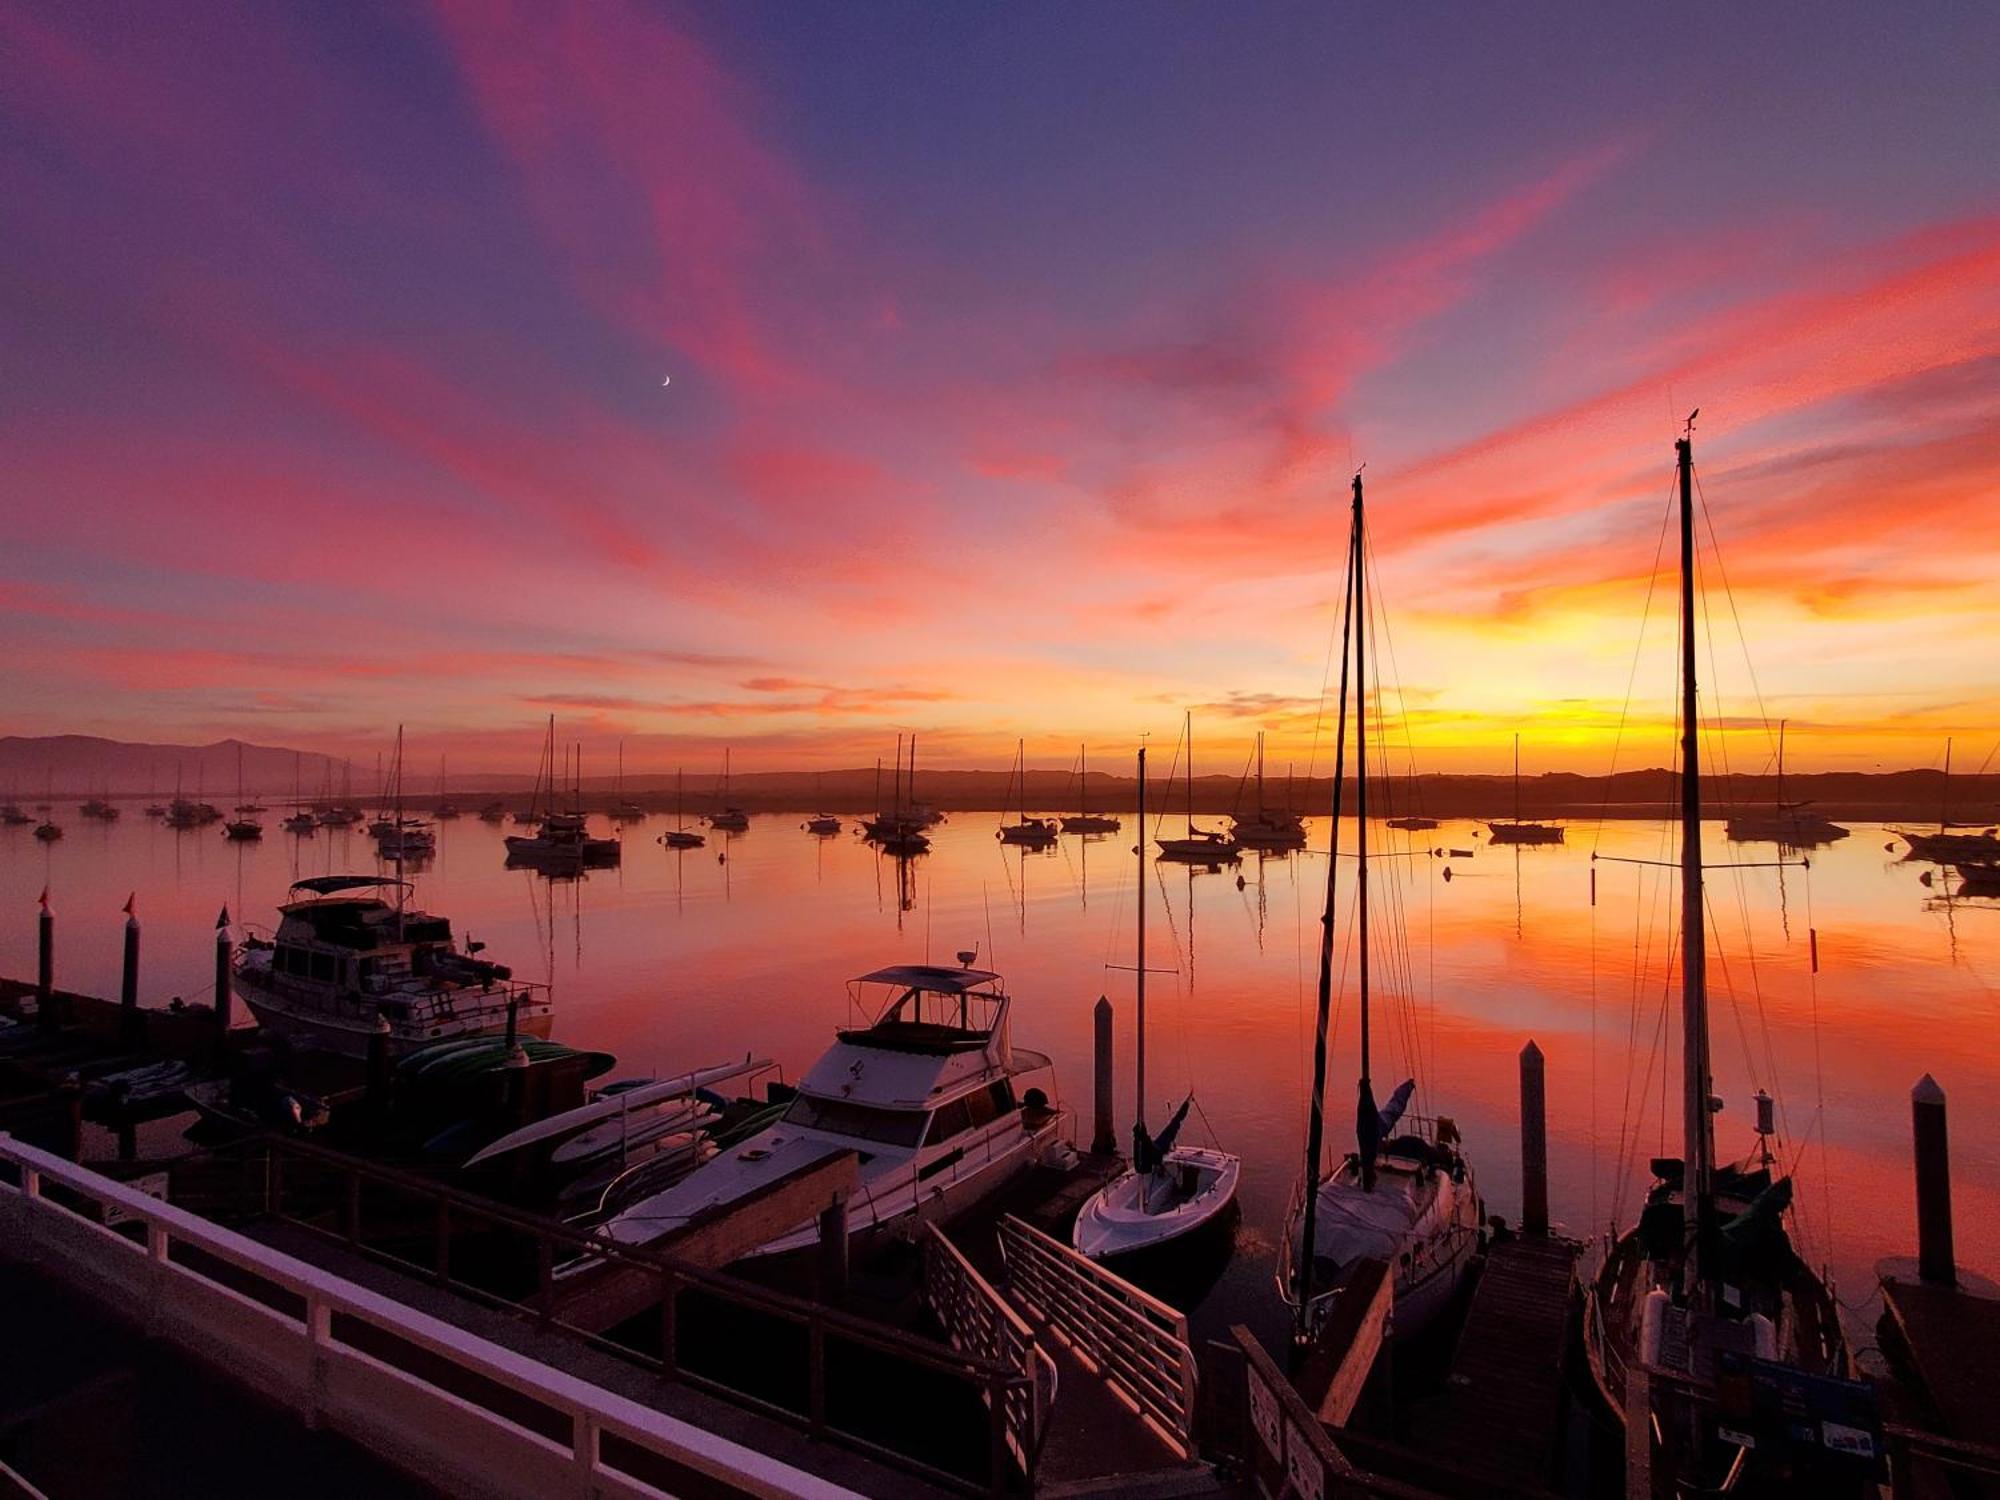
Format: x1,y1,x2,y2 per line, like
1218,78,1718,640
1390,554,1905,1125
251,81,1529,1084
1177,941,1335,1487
1405,1235,1581,1491
0,1258,434,1500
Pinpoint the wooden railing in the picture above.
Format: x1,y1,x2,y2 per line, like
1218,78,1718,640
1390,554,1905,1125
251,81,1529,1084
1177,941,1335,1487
177,1132,1038,1496
0,1134,852,1500
922,1226,1057,1480
995,1214,1198,1456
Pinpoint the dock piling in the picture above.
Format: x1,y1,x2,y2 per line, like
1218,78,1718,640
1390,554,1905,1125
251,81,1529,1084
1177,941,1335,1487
1520,1039,1548,1236
1091,995,1115,1155
212,908,233,1040
37,894,54,1030
817,1193,850,1304
120,897,142,1047
1914,1073,1955,1287
367,1016,393,1104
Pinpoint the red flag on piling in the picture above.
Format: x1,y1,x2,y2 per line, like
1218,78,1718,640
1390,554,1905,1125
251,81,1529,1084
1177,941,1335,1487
216,906,230,929
38,887,48,910
123,893,135,917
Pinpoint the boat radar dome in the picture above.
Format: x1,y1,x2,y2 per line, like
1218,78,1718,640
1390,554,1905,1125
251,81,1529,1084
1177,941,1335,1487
956,949,979,968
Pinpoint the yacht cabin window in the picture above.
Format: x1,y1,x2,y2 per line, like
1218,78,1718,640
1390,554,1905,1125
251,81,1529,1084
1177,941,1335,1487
782,1095,929,1147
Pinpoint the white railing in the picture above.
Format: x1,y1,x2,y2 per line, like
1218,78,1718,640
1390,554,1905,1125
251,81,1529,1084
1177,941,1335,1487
995,1214,1198,1457
921,1226,1057,1478
0,1135,855,1500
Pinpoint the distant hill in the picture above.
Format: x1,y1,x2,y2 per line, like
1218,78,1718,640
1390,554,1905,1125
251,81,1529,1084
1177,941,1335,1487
0,735,1993,822
0,736,344,799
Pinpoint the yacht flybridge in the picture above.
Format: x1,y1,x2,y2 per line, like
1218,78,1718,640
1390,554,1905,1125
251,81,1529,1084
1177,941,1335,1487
234,875,553,1059
583,964,1063,1262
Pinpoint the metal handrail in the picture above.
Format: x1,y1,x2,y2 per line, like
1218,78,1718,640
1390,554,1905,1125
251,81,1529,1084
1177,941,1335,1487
0,1134,854,1500
923,1226,1056,1479
996,1214,1197,1456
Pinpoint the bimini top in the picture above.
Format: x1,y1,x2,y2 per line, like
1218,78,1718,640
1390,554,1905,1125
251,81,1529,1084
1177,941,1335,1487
850,964,1001,994
288,875,414,897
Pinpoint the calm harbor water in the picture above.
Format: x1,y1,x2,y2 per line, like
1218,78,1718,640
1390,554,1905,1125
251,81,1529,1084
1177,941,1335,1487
4,810,1995,1351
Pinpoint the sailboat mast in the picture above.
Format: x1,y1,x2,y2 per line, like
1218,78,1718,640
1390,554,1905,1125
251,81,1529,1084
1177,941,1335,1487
1514,733,1521,823
1186,712,1194,837
1940,736,1953,830
1355,476,1375,1193
1776,720,1786,808
1676,429,1714,1297
1136,745,1148,1135
1296,473,1362,1341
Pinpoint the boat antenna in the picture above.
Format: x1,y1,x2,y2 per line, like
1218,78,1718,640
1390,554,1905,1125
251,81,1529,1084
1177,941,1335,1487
1295,471,1362,1347
1676,424,1715,1303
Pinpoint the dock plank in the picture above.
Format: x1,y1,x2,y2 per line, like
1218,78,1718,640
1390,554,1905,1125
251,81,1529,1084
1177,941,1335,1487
1881,1273,2000,1453
1405,1235,1580,1491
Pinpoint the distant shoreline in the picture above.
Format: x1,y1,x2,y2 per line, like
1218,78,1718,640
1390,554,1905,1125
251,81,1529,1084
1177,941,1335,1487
41,769,1996,826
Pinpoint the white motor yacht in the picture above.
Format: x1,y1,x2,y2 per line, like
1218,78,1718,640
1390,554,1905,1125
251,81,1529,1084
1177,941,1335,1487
582,964,1063,1262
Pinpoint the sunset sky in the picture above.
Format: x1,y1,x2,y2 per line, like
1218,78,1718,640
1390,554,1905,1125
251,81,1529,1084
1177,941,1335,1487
3,3,1995,776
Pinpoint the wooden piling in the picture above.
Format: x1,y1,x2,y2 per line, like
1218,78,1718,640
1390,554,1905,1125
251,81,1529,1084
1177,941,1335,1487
817,1192,850,1304
1091,995,1115,1155
60,1075,83,1162
1914,1074,1955,1287
212,908,233,1039
120,899,142,1048
37,897,54,1030
1520,1039,1548,1236
366,1016,393,1104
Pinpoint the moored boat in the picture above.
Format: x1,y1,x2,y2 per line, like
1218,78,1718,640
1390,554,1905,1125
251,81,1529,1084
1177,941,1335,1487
1581,424,1852,1492
233,875,554,1059
1485,734,1564,845
1156,713,1240,863
580,963,1063,1263
1281,472,1481,1344
1075,744,1241,1263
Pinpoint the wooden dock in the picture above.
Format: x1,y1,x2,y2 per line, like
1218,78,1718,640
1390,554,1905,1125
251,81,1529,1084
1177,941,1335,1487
1404,1235,1581,1492
1879,1269,2000,1479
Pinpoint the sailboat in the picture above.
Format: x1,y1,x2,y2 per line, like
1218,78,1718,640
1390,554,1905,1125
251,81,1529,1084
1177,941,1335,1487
658,768,707,849
1582,423,1849,1489
608,741,645,822
706,749,749,832
1724,720,1847,847
1485,734,1564,845
1060,744,1121,835
1384,760,1439,831
1074,745,1240,1260
997,739,1058,846
280,752,317,834
1156,714,1239,863
860,736,930,852
803,773,841,835
1230,732,1307,849
1893,737,1999,861
224,743,264,840
371,728,434,857
1280,472,1482,1342
505,718,619,868
433,756,461,820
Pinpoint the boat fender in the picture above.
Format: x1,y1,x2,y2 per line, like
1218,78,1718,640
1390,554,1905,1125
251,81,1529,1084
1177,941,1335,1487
1639,1288,1672,1368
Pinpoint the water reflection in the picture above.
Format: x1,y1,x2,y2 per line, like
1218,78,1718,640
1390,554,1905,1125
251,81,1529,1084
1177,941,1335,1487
2,810,1995,1346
